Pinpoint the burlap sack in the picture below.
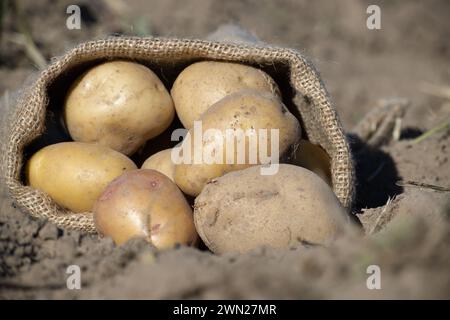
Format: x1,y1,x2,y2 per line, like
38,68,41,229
1,37,354,233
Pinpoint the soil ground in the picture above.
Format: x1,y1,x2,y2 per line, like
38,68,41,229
1,0,449,299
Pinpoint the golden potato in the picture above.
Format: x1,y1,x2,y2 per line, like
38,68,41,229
141,148,176,181
64,60,175,155
93,169,198,249
194,164,347,254
26,142,137,212
289,139,332,186
174,90,301,196
171,61,280,129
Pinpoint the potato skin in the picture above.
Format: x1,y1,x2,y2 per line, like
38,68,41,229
174,90,301,196
26,142,137,213
289,139,332,186
141,149,175,182
171,61,280,129
194,164,347,254
64,61,175,155
93,169,198,249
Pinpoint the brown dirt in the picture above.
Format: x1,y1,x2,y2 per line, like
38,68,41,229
1,0,450,299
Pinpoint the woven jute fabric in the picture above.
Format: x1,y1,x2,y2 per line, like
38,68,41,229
1,37,355,233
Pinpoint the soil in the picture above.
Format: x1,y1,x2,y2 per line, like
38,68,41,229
1,0,449,299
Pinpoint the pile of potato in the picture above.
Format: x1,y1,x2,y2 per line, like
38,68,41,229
26,60,347,253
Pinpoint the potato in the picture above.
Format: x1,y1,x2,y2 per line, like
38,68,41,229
194,164,347,254
289,139,332,186
171,61,280,129
93,169,198,249
26,142,137,212
141,148,175,181
64,61,175,155
174,90,301,196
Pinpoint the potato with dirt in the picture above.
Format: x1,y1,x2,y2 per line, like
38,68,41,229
141,148,176,182
64,60,175,155
194,164,348,254
171,61,280,129
93,169,198,249
26,142,137,213
174,90,301,196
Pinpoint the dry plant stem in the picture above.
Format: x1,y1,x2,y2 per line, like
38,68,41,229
420,83,450,100
369,196,395,235
11,0,46,69
367,161,386,182
0,0,9,45
411,118,450,144
396,180,450,193
352,98,409,148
